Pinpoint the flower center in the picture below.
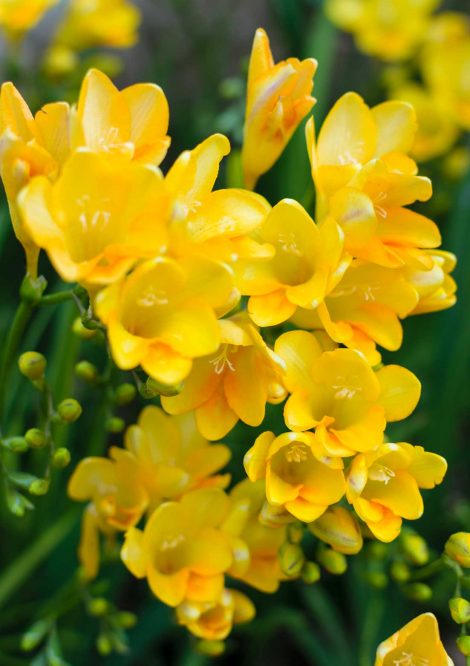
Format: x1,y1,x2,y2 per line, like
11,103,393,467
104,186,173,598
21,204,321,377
210,345,236,374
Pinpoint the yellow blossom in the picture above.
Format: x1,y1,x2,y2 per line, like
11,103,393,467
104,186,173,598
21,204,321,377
325,0,440,61
275,330,421,457
406,250,457,315
309,505,363,554
95,256,236,386
161,313,286,440
375,613,453,665
234,198,349,326
121,488,233,607
347,442,447,542
242,27,317,189
244,430,346,522
176,589,255,641
0,0,58,39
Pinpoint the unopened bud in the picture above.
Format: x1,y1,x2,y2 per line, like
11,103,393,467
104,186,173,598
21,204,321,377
25,428,46,449
2,436,28,453
259,501,293,528
116,611,137,629
52,448,71,468
88,598,109,616
114,383,136,406
140,376,183,399
29,479,50,496
75,361,98,383
196,640,225,657
106,417,125,433
279,543,305,578
365,571,388,589
457,635,470,657
96,633,112,656
287,522,304,544
18,352,46,380
57,399,82,423
449,597,470,624
445,532,470,568
368,542,388,560
402,583,432,602
390,561,411,583
400,530,429,566
302,561,321,584
317,548,347,575
309,506,363,555
72,317,97,340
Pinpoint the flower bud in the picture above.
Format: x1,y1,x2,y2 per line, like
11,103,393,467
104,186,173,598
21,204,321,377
96,633,112,656
114,383,136,406
106,417,125,433
52,448,71,469
287,522,304,544
88,598,109,616
75,361,98,383
317,548,347,575
259,501,293,528
57,399,82,423
449,597,470,624
140,376,183,399
18,352,46,380
24,428,46,449
365,571,388,589
445,533,470,568
72,317,97,340
302,561,321,584
309,506,363,555
196,640,225,657
390,561,411,583
279,543,305,577
400,530,429,566
457,635,470,657
367,542,388,560
2,436,28,453
29,479,50,496
402,583,432,602
115,611,137,629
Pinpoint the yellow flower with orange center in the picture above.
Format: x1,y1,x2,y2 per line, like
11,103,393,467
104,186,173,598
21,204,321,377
375,613,453,665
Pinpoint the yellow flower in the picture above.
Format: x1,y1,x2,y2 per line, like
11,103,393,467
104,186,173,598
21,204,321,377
223,479,287,593
161,313,286,440
95,256,236,386
0,0,58,39
121,488,233,607
292,261,420,364
244,431,346,522
406,250,457,315
18,150,168,285
242,27,317,189
166,133,272,262
309,505,363,554
375,613,453,665
52,0,140,51
325,0,439,61
307,93,439,269
275,330,421,457
347,442,447,542
176,589,255,641
234,198,349,326
75,68,170,166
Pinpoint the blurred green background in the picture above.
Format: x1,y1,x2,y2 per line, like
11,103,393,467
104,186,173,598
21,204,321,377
0,0,469,664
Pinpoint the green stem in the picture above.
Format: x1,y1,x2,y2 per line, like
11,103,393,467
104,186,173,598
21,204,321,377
409,557,445,581
39,291,75,307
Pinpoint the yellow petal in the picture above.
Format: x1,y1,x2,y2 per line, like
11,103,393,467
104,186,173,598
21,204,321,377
244,431,275,481
376,365,421,421
371,101,417,157
141,344,193,385
121,526,148,578
121,82,170,165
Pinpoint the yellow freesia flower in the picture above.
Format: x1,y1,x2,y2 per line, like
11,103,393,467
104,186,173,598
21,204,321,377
121,488,233,607
0,0,57,39
275,330,421,457
176,588,255,641
95,256,236,386
375,613,453,665
52,0,140,51
223,479,287,592
18,150,168,285
234,198,349,326
325,0,440,61
166,133,272,262
242,27,317,189
406,250,457,315
161,313,286,440
244,431,346,522
347,442,447,541
307,93,439,269
309,505,363,554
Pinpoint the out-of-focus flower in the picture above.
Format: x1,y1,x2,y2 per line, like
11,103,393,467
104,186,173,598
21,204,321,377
18,150,168,285
95,256,236,386
445,532,470,568
375,613,453,665
0,0,58,39
121,488,233,607
176,589,255,640
275,330,420,457
161,313,286,440
234,198,349,326
325,0,440,61
309,505,363,554
244,431,346,522
347,442,447,541
406,250,457,315
242,27,317,189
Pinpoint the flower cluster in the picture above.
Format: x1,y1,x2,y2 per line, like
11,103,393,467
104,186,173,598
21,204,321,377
0,26,456,647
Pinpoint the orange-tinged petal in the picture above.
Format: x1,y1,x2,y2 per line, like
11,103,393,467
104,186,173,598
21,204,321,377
285,497,326,522
248,290,297,327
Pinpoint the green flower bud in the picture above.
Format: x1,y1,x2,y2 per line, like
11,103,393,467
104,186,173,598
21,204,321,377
88,598,109,616
114,383,136,406
115,611,137,629
57,399,82,423
287,522,304,544
96,633,113,656
52,448,71,469
140,376,183,399
72,317,97,340
25,428,47,449
365,571,388,589
106,417,125,433
402,582,432,602
2,436,29,453
301,561,321,584
390,561,411,583
75,361,98,383
196,640,225,657
279,543,305,578
29,479,50,496
445,532,470,568
449,597,470,624
457,635,470,657
367,542,388,560
18,352,46,380
317,548,347,575
400,530,429,566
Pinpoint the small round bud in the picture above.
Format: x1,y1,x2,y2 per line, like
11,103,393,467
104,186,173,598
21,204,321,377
106,417,125,433
390,561,411,583
57,399,82,423
114,383,137,406
402,583,432,602
279,543,305,578
140,377,183,399
29,479,50,496
400,530,429,566
368,542,388,560
445,532,470,568
196,640,225,657
302,561,321,584
457,635,470,657
317,548,347,575
25,428,47,449
88,598,109,616
72,317,97,340
287,522,304,544
96,633,112,656
2,436,29,453
116,611,137,629
75,361,98,383
365,571,388,589
18,352,46,381
449,597,470,624
52,448,71,469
